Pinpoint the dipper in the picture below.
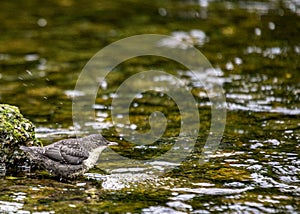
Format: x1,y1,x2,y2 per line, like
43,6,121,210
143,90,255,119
20,134,117,179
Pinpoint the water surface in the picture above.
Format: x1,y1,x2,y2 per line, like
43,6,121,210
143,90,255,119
0,0,299,213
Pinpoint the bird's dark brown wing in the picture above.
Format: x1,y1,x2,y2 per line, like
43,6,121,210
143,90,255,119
43,139,89,165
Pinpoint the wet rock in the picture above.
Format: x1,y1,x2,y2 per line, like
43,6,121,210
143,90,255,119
0,104,41,175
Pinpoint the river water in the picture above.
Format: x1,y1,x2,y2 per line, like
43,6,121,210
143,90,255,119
0,0,299,213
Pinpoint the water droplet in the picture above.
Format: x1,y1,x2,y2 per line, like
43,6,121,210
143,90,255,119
26,70,33,76
255,28,261,36
268,22,275,30
158,8,167,16
130,124,137,130
225,61,234,70
37,18,47,27
234,57,243,65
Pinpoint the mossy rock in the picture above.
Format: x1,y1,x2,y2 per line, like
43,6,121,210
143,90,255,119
0,104,42,175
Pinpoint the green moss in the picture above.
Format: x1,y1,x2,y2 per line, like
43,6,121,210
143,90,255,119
0,104,42,174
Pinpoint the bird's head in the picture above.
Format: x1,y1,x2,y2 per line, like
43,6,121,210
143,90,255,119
84,134,118,147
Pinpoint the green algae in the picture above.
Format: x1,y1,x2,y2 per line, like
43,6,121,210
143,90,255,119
206,167,251,182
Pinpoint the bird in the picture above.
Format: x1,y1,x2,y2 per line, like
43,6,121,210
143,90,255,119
20,134,117,180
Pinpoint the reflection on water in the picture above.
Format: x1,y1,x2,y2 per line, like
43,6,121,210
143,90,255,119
0,0,299,213
0,201,24,214
158,30,208,49
225,73,300,115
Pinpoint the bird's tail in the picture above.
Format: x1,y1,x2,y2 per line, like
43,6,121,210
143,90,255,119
20,146,43,162
20,146,32,152
20,146,39,156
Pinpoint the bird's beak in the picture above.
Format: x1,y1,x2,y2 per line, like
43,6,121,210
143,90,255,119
108,141,118,146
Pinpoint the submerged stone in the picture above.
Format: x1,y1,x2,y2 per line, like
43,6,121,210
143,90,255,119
0,104,41,175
